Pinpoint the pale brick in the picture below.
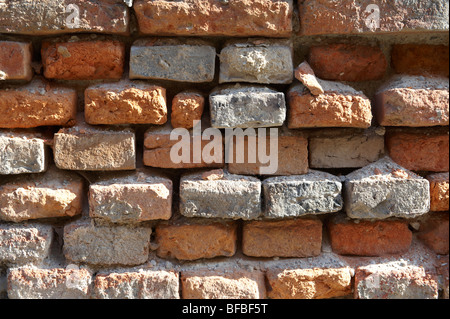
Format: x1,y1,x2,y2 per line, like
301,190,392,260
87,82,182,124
328,214,412,256
130,39,216,83
53,122,136,171
262,171,343,218
427,173,449,212
299,0,449,35
0,41,32,81
94,269,179,299
180,170,261,220
0,78,77,128
375,75,449,127
134,0,293,37
345,157,430,219
242,218,322,258
355,263,439,299
7,267,92,299
155,220,238,261
210,85,286,128
85,81,167,125
0,223,53,266
143,122,224,169
309,128,385,168
0,166,83,222
386,130,449,172
63,219,151,266
288,80,372,129
89,170,172,223
219,39,293,84
0,131,48,175
0,0,129,35
42,39,125,80
181,269,266,299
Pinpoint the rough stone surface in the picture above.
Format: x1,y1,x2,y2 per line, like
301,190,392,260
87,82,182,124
143,122,224,169
42,40,125,80
427,173,449,212
0,223,53,266
7,267,92,299
309,128,385,168
288,80,372,129
53,122,136,171
344,157,430,219
355,263,439,299
181,269,266,299
89,170,172,223
417,212,449,255
219,39,293,84
210,85,286,128
180,170,261,220
0,166,83,222
0,0,129,35
386,130,449,172
436,255,449,299
391,44,449,77
0,131,48,175
0,41,33,81
266,267,352,299
242,218,323,258
0,78,77,128
85,81,167,125
328,215,412,256
262,171,343,218
299,0,450,35
155,221,238,261
134,0,293,37
308,44,387,82
171,92,204,129
63,219,151,266
130,39,216,83
94,269,179,299
294,61,324,95
227,131,309,176
375,76,449,127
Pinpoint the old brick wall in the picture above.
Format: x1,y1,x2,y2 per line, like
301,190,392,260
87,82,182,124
0,0,449,300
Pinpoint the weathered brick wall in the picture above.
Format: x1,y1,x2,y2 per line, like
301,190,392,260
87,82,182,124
0,0,449,300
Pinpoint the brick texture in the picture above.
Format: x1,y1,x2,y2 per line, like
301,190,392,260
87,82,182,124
0,41,33,81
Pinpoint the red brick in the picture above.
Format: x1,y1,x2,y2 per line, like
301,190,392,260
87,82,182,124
327,215,412,256
0,78,77,128
155,221,238,261
427,173,449,212
85,81,167,125
288,81,372,129
308,44,387,82
171,92,205,129
227,133,308,176
242,218,322,258
42,40,125,80
0,0,129,35
386,130,449,172
392,45,449,77
0,41,32,81
299,0,449,36
181,269,266,299
134,0,293,37
417,212,449,255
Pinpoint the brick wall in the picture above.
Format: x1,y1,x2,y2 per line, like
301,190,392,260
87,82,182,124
0,0,449,300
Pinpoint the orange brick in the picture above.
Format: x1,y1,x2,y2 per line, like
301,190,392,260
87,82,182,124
42,40,125,80
155,221,238,261
327,215,412,256
308,44,387,82
242,218,322,258
0,41,32,81
427,173,449,212
417,212,449,255
171,92,205,129
386,130,449,172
